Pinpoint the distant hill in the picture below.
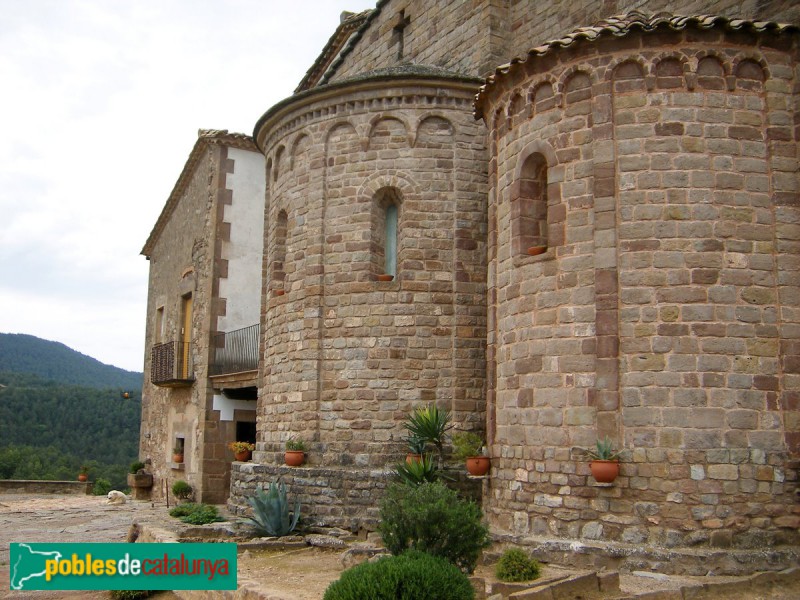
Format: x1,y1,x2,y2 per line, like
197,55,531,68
0,371,141,466
0,333,143,488
0,333,142,390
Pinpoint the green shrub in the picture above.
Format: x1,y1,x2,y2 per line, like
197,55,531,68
323,550,474,600
378,481,490,574
129,461,146,474
171,480,193,501
451,432,485,461
245,479,301,536
495,548,540,582
181,504,224,525
168,502,224,525
169,503,196,517
109,591,155,600
92,478,113,496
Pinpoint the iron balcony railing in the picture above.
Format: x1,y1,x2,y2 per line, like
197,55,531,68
210,324,260,376
151,341,194,386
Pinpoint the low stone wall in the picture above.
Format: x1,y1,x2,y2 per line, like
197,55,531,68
493,534,800,577
228,462,483,532
0,480,93,495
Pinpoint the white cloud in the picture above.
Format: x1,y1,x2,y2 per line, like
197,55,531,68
0,0,375,371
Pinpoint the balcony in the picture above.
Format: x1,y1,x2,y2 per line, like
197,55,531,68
210,324,259,376
151,341,194,387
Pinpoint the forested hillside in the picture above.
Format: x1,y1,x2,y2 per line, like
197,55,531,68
0,333,142,389
0,334,144,489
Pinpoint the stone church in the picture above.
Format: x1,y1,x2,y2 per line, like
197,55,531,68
140,0,800,571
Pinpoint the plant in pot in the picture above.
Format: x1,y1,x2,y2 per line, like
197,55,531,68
78,465,89,482
585,436,624,483
172,444,184,463
229,441,255,462
127,460,153,489
284,437,307,467
405,435,427,464
452,431,490,476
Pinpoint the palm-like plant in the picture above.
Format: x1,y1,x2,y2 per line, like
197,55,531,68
404,404,453,457
245,479,301,536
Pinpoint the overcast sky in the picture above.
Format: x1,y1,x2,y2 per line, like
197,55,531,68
0,0,376,372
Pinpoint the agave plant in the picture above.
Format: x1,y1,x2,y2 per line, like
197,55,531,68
394,453,439,486
585,436,624,461
406,435,427,455
245,479,301,536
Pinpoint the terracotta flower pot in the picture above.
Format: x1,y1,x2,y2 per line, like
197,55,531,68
234,450,251,462
527,245,547,256
465,456,491,476
406,453,422,465
173,453,184,464
78,474,88,482
284,450,305,467
590,460,619,483
377,274,394,282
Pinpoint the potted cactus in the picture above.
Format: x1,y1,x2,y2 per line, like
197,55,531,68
585,437,624,483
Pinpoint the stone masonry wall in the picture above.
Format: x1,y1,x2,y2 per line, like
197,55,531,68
141,140,238,503
326,1,800,86
482,25,799,550
253,76,488,473
227,462,482,532
328,1,497,82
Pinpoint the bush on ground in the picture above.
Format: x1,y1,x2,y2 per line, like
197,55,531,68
378,481,490,573
171,480,193,501
92,478,112,496
323,550,474,600
168,502,223,525
495,547,540,582
109,591,155,600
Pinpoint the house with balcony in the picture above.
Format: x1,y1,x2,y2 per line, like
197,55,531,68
139,129,265,503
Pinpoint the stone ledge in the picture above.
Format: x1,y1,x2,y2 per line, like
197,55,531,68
493,533,800,576
0,480,92,495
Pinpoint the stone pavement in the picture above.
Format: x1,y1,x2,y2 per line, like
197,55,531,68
0,494,177,599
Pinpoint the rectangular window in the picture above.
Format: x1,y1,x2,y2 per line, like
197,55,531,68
155,307,165,343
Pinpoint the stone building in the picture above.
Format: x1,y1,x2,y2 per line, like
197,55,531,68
141,0,800,570
140,130,264,503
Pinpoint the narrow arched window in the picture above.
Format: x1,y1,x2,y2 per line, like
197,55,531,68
273,210,288,287
384,203,398,277
513,153,548,255
371,187,401,281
